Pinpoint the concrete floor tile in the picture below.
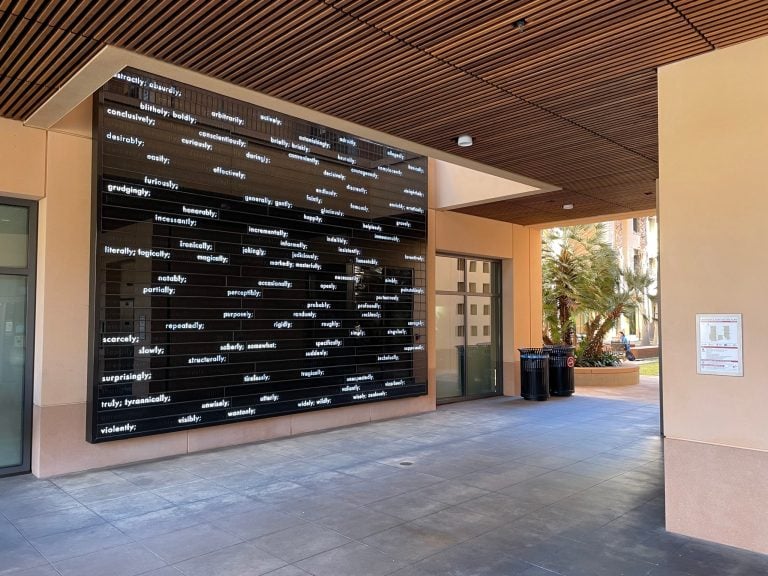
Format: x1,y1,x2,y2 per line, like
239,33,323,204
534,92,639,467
179,492,262,522
362,522,463,562
139,522,241,564
250,522,351,562
1,566,61,576
111,505,203,539
86,491,175,522
456,492,544,523
174,541,285,576
0,490,81,520
210,505,306,540
53,543,166,576
153,479,233,505
410,504,504,539
244,481,314,504
295,541,404,576
365,493,451,521
50,470,127,492
112,467,202,490
4,381,768,576
332,461,403,480
14,505,104,539
315,505,404,538
29,522,133,562
406,480,492,505
133,568,184,576
64,481,147,505
0,539,49,573
0,477,56,500
259,567,312,576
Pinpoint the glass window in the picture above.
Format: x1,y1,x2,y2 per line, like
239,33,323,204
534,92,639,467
437,259,501,402
0,205,28,268
437,255,463,292
0,275,27,468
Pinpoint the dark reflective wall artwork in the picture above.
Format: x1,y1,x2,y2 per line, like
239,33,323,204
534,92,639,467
88,69,427,442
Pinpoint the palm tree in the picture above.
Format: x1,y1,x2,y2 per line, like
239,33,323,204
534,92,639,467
576,267,652,361
542,224,612,345
542,224,652,365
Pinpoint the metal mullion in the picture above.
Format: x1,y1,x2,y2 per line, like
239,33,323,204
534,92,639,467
461,292,468,398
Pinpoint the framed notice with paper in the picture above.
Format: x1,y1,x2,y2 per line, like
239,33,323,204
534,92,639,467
696,313,743,376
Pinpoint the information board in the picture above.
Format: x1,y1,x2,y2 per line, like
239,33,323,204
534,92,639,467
696,313,743,376
88,69,428,442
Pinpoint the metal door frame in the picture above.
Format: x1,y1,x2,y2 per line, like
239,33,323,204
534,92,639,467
0,196,37,476
436,254,502,403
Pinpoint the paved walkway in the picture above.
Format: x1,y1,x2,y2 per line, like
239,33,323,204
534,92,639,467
2,378,767,576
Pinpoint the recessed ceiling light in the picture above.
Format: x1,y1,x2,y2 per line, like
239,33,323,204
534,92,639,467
512,18,527,32
563,203,574,210
456,134,473,147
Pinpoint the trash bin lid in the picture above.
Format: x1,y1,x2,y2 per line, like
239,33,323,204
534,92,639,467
543,344,575,355
518,347,548,356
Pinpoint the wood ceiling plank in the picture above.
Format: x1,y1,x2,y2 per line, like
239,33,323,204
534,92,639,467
2,0,768,223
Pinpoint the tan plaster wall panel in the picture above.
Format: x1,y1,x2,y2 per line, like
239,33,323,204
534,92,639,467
0,118,46,199
32,403,188,477
187,416,294,454
659,34,768,552
659,35,768,450
37,130,92,406
435,210,515,259
665,439,768,555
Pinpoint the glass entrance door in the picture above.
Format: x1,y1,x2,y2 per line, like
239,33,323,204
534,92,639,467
0,201,35,475
436,256,501,402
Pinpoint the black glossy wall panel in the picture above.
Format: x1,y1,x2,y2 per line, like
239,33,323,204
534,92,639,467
88,69,427,442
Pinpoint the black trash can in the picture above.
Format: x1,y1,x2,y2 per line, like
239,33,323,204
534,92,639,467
544,345,575,397
518,348,549,401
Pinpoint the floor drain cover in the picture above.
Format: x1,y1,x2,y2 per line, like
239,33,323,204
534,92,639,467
399,461,413,466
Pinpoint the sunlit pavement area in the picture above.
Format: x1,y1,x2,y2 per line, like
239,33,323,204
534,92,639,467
2,377,768,576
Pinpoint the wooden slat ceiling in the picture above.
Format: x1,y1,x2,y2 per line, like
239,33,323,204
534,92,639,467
2,0,768,225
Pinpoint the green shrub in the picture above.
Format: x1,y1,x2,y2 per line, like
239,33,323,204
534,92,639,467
574,342,622,367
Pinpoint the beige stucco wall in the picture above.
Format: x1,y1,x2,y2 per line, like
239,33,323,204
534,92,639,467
0,102,437,477
0,118,46,200
0,95,540,477
659,34,768,553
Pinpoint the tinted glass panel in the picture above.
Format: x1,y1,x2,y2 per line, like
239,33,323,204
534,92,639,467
436,255,462,292
0,275,26,468
465,295,498,397
0,205,28,268
436,294,463,399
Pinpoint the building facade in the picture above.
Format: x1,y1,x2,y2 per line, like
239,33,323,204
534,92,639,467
0,32,766,556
